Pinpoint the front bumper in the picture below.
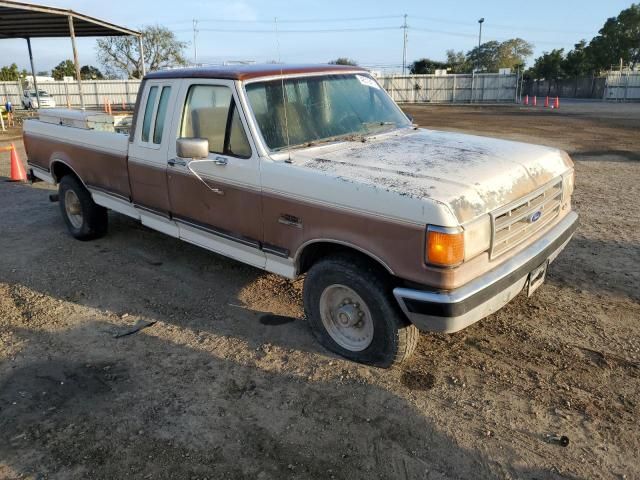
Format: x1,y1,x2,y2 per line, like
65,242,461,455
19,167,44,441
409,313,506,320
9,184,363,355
393,211,578,333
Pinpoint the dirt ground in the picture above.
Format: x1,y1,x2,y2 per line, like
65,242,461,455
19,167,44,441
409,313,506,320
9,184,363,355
1,102,639,480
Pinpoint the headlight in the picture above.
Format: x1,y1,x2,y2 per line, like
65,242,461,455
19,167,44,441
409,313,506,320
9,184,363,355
562,169,575,200
463,215,491,261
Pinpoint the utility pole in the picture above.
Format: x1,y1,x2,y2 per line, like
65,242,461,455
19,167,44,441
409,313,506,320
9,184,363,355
477,18,484,72
193,19,199,65
402,14,408,75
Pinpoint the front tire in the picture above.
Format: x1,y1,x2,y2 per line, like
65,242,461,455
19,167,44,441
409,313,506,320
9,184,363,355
58,175,108,240
304,254,419,368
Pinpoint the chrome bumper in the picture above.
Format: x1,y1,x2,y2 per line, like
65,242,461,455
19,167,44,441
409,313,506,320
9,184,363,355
393,211,578,333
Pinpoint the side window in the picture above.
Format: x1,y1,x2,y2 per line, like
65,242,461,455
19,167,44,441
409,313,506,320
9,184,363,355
181,84,251,158
141,86,158,143
153,86,172,144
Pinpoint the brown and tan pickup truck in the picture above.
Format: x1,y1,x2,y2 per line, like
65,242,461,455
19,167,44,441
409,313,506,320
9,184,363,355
24,64,578,367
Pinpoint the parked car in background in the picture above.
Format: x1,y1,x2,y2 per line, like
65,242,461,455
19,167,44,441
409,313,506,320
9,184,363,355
22,90,56,109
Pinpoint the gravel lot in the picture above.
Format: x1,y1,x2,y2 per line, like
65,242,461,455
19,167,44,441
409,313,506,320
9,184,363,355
1,102,639,480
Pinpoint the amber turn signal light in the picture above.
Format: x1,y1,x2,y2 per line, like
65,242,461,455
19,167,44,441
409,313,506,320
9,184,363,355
426,228,464,267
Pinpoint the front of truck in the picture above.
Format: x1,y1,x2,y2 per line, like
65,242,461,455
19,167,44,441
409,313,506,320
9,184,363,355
239,66,578,334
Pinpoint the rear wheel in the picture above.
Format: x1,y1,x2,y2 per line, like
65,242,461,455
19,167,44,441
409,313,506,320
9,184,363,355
58,175,108,240
304,254,419,368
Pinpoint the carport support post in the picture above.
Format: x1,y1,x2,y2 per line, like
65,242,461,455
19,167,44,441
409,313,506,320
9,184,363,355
68,15,85,110
138,35,146,77
26,37,41,110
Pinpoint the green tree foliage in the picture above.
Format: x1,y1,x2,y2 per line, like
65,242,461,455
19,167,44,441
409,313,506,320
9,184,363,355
528,49,565,93
588,3,640,70
410,58,447,74
80,65,104,80
528,3,640,76
329,57,358,66
445,50,470,73
562,40,591,77
0,63,27,81
96,25,188,79
466,38,534,72
52,60,76,80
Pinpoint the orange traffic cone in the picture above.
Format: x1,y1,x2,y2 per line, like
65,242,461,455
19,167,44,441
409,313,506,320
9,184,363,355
544,96,549,107
532,96,537,106
554,97,560,109
523,95,529,105
9,143,27,182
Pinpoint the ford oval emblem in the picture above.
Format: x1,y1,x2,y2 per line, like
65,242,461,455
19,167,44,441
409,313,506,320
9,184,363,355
529,210,542,223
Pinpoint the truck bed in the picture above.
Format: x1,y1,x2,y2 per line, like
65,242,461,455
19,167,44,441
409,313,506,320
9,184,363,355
24,117,131,199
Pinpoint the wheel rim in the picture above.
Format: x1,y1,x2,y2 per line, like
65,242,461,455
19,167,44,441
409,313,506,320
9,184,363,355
319,284,374,352
64,189,83,229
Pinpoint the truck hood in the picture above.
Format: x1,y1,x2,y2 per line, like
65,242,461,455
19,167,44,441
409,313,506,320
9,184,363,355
290,128,573,223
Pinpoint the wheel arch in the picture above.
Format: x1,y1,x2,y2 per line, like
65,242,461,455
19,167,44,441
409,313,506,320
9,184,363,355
295,239,395,277
50,159,87,188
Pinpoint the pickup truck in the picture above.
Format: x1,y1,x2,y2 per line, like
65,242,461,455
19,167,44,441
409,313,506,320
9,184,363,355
24,64,578,367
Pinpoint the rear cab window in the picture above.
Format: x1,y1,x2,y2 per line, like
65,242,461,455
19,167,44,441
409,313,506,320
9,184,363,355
139,84,173,146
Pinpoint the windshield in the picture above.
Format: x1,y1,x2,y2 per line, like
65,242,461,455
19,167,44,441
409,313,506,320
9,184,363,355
28,91,49,97
245,73,410,151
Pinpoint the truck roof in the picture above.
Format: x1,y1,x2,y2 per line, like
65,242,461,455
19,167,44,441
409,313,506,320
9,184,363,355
144,63,367,81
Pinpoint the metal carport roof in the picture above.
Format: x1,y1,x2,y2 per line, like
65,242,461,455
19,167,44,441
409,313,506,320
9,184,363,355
0,0,140,38
0,1,142,113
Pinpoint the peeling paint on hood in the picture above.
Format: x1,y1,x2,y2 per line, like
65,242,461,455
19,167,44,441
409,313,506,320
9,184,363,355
290,127,573,223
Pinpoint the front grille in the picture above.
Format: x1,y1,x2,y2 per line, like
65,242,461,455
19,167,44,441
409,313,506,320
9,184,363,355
490,179,563,259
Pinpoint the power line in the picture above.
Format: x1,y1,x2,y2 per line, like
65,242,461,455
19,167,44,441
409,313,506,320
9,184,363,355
166,15,403,25
182,26,402,34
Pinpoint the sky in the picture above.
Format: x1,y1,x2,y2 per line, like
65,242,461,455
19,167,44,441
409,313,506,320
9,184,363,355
1,0,635,75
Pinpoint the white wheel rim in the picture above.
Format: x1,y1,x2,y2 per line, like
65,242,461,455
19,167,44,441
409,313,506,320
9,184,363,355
64,190,83,229
319,284,374,352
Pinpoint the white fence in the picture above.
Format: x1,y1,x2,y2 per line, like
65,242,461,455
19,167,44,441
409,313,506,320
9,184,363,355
2,73,519,109
1,80,142,109
604,72,640,101
377,73,518,103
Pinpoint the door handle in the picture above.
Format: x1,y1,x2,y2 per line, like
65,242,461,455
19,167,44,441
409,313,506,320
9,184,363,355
214,156,228,166
168,158,187,167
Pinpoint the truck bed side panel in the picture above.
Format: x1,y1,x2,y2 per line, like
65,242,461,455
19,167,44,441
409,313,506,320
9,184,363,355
24,121,131,200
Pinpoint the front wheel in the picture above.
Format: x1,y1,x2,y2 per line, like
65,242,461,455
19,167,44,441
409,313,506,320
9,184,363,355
58,175,108,240
303,255,419,368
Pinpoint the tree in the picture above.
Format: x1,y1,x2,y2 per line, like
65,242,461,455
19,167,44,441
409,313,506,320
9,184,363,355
329,57,358,66
466,38,534,72
587,3,640,71
446,50,471,73
80,65,104,80
96,25,188,79
466,40,501,71
410,58,447,74
52,60,76,80
562,40,592,77
497,38,534,70
528,49,565,94
0,63,23,81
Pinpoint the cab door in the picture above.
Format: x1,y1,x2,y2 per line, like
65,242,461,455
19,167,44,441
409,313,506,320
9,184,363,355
166,79,265,268
128,81,177,218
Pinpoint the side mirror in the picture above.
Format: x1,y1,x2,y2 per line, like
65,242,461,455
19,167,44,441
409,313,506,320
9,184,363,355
176,138,209,159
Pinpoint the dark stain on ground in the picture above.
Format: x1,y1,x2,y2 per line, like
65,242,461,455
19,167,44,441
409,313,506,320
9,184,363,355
401,369,436,391
259,314,298,326
0,360,129,428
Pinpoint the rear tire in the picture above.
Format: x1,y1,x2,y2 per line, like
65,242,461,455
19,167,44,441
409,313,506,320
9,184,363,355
58,175,108,240
303,254,419,368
